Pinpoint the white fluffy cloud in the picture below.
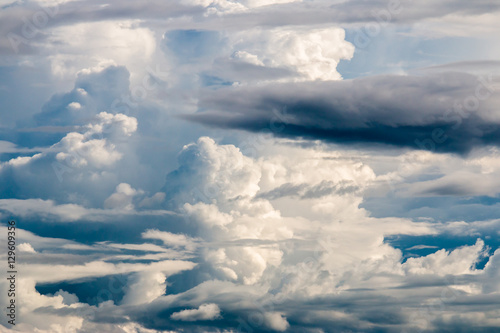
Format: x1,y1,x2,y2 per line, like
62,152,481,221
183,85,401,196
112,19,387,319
2,137,500,332
170,303,221,321
163,25,353,85
0,111,137,176
55,132,123,168
55,112,137,168
104,183,142,210
231,27,355,81
121,271,168,305
403,239,486,276
263,312,289,331
18,242,37,253
164,137,435,292
0,153,42,170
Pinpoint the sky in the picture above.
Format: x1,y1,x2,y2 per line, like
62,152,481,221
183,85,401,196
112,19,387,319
1,0,500,332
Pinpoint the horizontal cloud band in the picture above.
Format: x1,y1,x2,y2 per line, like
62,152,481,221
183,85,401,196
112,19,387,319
187,71,500,154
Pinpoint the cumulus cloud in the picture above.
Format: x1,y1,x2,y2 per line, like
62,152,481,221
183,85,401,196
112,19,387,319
225,27,354,81
160,138,440,291
31,111,137,170
34,65,131,127
55,133,122,168
0,199,90,222
121,271,168,305
0,153,42,170
2,137,500,332
0,109,139,207
263,312,289,331
104,183,142,210
163,25,353,86
170,303,221,321
403,239,487,275
18,242,37,253
46,20,155,80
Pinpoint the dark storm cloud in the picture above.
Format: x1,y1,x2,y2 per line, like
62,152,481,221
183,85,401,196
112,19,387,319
186,70,500,154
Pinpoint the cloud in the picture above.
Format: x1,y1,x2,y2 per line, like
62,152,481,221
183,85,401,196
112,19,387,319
2,137,500,332
159,137,434,292
38,20,155,80
104,183,142,210
164,136,263,205
406,245,439,251
0,199,90,221
121,272,168,305
226,26,354,81
187,70,500,154
257,180,359,200
406,171,500,197
34,65,131,126
170,303,221,321
26,111,136,170
263,312,289,331
0,198,177,222
22,259,196,284
55,132,122,168
18,242,37,253
1,0,500,331
0,153,42,170
403,239,487,275
162,25,353,86
0,109,140,206
142,229,198,251
0,141,45,153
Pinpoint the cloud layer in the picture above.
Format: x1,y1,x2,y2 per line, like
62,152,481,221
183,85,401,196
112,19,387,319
187,70,500,154
1,0,500,332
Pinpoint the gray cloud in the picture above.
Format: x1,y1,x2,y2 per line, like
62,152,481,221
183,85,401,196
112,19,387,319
186,69,500,154
2,0,499,56
257,180,359,200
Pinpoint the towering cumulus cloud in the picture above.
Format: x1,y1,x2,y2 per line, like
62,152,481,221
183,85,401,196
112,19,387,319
1,0,500,332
